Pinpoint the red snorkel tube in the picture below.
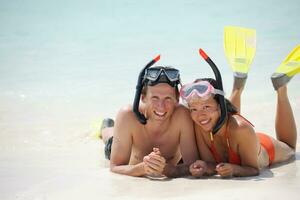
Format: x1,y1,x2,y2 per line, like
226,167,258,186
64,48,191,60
133,55,161,124
199,49,227,134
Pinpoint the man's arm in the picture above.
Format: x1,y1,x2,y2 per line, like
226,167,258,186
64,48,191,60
179,107,200,164
191,125,218,176
163,107,200,178
162,163,189,178
109,106,146,177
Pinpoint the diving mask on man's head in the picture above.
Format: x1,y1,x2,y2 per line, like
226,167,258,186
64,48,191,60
180,80,224,102
143,66,181,87
133,54,181,125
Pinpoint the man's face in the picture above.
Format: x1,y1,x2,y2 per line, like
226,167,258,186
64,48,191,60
143,83,178,121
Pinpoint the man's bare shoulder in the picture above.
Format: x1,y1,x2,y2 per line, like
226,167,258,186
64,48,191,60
118,104,133,114
172,104,193,125
173,104,191,118
116,104,136,122
113,104,140,140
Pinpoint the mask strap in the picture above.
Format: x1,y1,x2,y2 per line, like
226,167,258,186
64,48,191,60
133,55,160,125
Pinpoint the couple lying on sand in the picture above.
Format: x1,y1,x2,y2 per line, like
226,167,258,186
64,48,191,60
100,41,299,179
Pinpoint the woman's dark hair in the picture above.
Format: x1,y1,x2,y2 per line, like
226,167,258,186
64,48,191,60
194,78,238,114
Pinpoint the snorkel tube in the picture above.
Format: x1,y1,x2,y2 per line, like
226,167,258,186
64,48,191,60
133,55,161,124
199,49,227,135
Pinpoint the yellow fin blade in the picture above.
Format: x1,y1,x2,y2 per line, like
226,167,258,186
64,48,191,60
224,26,256,74
275,45,300,77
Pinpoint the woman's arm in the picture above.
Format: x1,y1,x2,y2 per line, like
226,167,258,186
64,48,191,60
217,121,260,177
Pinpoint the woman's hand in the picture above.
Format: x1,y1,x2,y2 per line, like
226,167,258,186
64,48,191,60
215,163,234,178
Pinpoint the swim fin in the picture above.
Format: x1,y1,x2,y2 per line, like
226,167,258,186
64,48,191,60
224,26,256,88
91,117,114,139
98,118,114,139
271,44,300,90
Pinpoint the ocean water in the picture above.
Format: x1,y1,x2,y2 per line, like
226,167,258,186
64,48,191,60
0,0,299,150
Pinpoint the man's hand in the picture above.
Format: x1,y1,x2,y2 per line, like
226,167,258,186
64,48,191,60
143,148,166,177
189,160,207,177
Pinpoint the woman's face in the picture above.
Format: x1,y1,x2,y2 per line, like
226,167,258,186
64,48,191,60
188,96,220,132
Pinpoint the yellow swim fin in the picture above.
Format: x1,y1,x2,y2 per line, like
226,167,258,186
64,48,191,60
90,117,103,138
90,118,115,139
271,44,300,90
224,26,256,76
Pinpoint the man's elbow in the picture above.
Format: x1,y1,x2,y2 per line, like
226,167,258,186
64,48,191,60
109,162,118,173
252,168,260,176
163,164,190,178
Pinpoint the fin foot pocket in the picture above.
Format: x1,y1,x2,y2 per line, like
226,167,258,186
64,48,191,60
233,72,248,89
99,118,114,139
271,45,300,90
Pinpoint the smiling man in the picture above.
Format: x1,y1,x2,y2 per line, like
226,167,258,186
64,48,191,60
100,65,199,178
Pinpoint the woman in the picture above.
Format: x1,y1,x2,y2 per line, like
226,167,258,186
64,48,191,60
180,50,298,178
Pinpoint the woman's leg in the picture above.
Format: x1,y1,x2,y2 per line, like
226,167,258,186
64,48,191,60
229,77,245,113
275,86,297,150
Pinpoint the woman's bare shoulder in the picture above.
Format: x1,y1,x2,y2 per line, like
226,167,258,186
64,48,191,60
229,115,256,140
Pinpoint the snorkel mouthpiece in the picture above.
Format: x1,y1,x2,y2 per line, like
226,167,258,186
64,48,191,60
199,49,227,135
133,55,161,124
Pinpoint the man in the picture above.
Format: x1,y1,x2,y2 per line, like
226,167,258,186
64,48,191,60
101,57,199,178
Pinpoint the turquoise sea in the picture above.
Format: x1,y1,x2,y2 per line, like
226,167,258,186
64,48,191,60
0,0,299,157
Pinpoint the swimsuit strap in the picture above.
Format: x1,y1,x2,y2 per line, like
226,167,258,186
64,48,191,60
209,132,222,163
233,113,255,127
224,113,255,149
224,115,242,165
209,113,253,165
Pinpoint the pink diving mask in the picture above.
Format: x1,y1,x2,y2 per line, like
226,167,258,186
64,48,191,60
180,80,224,101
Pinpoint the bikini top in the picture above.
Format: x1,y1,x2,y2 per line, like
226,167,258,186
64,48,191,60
209,114,254,165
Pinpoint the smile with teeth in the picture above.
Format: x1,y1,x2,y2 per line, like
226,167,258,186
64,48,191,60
200,119,210,125
154,111,166,117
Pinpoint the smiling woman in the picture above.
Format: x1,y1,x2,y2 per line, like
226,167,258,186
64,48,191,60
1,0,300,199
182,48,298,178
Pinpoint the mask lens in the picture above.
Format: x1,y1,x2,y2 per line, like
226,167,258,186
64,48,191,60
183,83,209,97
193,84,209,94
181,81,211,100
145,68,161,81
144,67,181,87
164,69,179,81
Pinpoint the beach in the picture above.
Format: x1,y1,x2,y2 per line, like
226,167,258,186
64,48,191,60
1,135,299,200
0,0,300,199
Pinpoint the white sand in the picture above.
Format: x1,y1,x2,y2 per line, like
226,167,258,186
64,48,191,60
1,81,299,200
1,133,299,200
1,1,300,199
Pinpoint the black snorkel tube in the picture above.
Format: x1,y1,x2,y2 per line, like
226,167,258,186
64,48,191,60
199,49,227,135
133,55,161,124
